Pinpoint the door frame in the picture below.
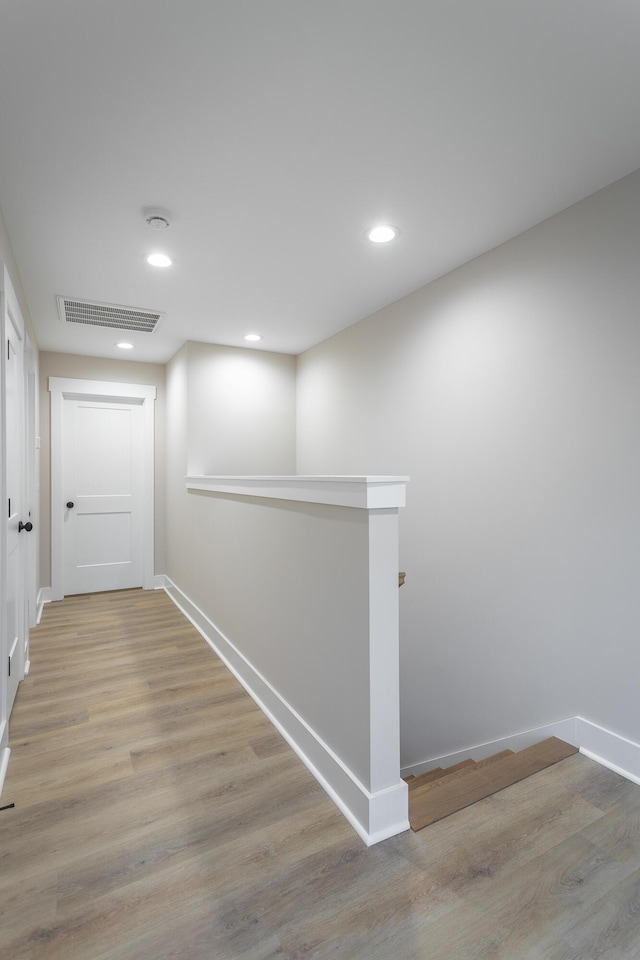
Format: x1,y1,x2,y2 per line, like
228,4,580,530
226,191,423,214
1,263,29,765
24,333,38,636
0,272,4,757
49,377,156,600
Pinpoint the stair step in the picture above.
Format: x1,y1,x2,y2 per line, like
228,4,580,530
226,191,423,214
406,767,442,786
409,758,474,791
410,758,477,791
408,749,514,792
409,737,578,831
442,758,477,776
475,748,514,768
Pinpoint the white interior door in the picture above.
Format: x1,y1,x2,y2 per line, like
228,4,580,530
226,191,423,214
50,377,156,601
62,397,145,595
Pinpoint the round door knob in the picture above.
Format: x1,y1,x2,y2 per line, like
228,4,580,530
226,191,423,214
19,521,33,532
66,501,74,509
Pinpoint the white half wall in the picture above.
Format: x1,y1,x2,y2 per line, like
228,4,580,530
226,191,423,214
165,474,408,844
296,168,640,769
164,341,407,842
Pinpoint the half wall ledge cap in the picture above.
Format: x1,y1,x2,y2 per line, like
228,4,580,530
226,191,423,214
185,475,409,509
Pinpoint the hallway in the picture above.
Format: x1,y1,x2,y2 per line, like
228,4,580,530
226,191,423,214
2,589,640,959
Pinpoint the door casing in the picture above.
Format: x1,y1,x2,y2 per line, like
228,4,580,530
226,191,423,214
49,377,156,600
5,295,25,713
1,263,31,761
24,335,38,635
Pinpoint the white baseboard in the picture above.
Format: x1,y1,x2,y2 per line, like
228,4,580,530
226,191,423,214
40,578,169,604
163,578,408,846
576,717,640,786
402,717,579,780
402,715,640,790
36,586,54,623
0,747,10,797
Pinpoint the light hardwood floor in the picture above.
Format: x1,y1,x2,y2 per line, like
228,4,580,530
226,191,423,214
2,588,640,959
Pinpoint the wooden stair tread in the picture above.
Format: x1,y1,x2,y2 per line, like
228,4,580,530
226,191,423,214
442,758,476,776
407,766,443,787
409,738,578,831
475,748,514,768
408,759,475,791
411,758,481,791
408,749,514,792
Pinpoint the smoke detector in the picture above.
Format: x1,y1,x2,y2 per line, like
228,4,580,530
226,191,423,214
143,206,171,230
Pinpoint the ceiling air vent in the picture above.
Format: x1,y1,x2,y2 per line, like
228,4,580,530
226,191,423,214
57,297,164,333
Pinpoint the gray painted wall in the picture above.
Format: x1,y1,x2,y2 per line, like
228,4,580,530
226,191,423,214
176,491,373,786
296,169,640,767
185,341,296,476
165,339,296,589
0,206,36,347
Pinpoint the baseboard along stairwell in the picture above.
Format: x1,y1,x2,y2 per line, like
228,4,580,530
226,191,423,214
406,736,578,831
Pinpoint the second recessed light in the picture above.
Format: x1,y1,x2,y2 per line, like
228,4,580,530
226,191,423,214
366,224,400,243
147,253,172,267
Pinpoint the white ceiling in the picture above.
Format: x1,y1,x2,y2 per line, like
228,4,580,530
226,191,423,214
1,1,639,363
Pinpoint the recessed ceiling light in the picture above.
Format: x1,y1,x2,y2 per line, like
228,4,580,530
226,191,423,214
244,333,262,342
116,342,134,349
366,224,400,243
146,253,172,267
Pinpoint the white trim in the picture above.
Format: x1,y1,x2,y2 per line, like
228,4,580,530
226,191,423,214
24,332,38,631
579,748,640,787
164,578,409,846
368,508,402,793
153,574,167,589
402,715,640,791
48,377,156,599
48,377,156,401
576,717,640,785
140,398,155,590
37,586,53,623
1,264,28,740
402,717,579,779
0,274,7,748
185,475,409,509
0,746,10,796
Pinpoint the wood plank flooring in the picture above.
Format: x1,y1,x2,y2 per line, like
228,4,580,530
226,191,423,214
2,588,640,959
